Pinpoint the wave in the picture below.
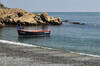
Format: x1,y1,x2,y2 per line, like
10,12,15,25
70,51,100,57
0,40,40,47
0,40,53,49
0,39,100,57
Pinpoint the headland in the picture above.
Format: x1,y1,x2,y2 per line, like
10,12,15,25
0,3,62,27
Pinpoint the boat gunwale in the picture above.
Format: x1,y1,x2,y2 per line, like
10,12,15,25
17,29,51,33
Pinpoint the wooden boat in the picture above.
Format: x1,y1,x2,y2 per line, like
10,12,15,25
17,29,51,37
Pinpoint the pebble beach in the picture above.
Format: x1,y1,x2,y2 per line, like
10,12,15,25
0,40,100,66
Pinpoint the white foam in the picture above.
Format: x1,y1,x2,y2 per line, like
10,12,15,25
0,40,40,47
70,51,100,58
42,47,53,49
0,40,100,58
0,40,53,50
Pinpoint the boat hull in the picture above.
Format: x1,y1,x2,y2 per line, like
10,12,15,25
17,30,51,37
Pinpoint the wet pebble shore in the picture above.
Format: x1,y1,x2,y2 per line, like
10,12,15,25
0,42,100,66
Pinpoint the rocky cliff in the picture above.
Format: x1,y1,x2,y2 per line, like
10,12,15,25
0,3,62,27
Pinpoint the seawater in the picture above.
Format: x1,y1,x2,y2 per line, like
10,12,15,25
0,12,100,55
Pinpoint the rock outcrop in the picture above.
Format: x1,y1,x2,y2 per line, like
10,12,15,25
0,22,5,28
0,3,62,26
40,12,62,25
0,3,7,9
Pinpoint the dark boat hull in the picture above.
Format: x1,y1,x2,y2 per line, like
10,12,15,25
17,30,51,37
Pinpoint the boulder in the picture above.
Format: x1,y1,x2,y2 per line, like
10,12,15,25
62,20,69,22
34,16,45,24
15,15,38,25
0,22,5,28
41,12,48,17
71,22,80,24
40,12,48,22
40,12,62,25
57,17,62,24
17,12,23,17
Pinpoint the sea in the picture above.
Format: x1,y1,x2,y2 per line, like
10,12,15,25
0,12,100,56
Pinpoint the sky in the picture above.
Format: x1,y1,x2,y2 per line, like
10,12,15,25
1,0,100,12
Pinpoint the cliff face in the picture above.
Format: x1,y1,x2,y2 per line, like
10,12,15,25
0,4,62,27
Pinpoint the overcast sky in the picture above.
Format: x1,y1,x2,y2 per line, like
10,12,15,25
1,0,100,12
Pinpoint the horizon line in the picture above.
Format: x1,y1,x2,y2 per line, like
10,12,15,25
32,11,100,13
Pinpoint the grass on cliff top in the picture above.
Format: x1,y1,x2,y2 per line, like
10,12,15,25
32,13,40,15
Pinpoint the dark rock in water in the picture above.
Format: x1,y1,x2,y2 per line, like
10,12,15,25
62,20,69,22
71,22,87,25
80,23,86,25
71,22,80,24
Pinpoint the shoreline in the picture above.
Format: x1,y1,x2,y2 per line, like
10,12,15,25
0,39,100,58
0,40,100,65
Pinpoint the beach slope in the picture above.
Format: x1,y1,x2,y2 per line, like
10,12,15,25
0,40,100,66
